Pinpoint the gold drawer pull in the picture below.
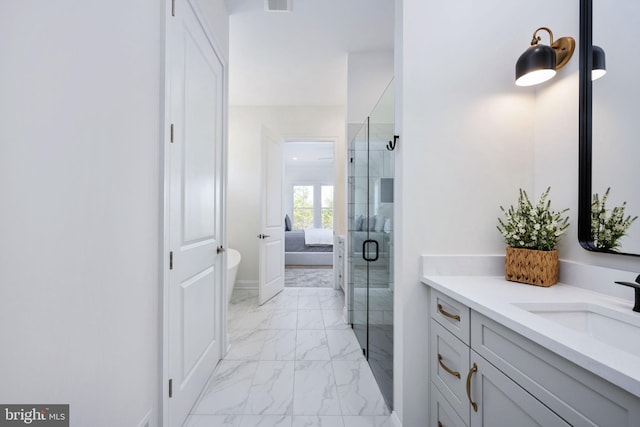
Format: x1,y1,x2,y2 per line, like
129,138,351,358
438,354,461,379
438,303,461,321
466,362,478,412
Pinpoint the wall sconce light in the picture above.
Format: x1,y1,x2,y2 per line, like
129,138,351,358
515,27,575,87
592,45,606,80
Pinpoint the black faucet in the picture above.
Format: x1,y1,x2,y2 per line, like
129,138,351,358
615,274,640,313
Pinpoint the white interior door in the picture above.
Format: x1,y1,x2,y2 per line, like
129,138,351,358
167,1,224,425
258,126,285,305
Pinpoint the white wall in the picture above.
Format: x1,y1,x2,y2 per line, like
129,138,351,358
347,51,395,142
396,0,543,424
228,106,345,284
0,2,228,426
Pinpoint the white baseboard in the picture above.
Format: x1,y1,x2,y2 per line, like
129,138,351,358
235,279,258,290
390,411,402,427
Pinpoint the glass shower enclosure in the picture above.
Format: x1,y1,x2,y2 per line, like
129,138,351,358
348,81,394,409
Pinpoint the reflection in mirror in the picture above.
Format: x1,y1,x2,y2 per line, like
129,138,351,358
579,0,640,256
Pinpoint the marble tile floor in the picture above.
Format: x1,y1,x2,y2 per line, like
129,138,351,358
285,268,334,288
183,288,393,427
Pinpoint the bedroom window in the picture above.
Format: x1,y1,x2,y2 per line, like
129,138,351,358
293,185,314,229
292,184,333,229
321,185,333,229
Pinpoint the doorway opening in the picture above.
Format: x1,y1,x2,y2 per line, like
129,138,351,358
283,141,336,289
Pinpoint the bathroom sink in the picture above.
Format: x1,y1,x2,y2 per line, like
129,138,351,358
512,302,640,356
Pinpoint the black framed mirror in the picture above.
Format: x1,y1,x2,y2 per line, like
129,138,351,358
578,0,640,257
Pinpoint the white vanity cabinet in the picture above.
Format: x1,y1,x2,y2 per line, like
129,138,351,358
429,288,640,427
430,290,567,427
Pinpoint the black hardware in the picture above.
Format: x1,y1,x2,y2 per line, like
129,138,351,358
577,0,640,258
386,135,399,151
362,239,379,262
615,274,640,312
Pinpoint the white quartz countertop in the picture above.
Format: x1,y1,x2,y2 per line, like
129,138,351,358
421,275,640,398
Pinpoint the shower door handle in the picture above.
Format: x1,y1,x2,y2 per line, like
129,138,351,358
362,239,379,262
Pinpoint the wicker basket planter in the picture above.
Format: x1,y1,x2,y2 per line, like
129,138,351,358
505,247,559,287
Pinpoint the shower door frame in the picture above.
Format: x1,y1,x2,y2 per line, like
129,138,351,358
347,80,395,409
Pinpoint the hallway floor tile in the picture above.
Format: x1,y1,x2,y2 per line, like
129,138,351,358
183,288,393,427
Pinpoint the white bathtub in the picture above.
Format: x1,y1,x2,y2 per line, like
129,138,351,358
227,248,241,302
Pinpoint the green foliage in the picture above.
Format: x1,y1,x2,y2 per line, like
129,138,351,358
293,185,314,229
321,185,333,229
591,188,638,251
292,185,334,229
321,208,333,229
497,187,570,251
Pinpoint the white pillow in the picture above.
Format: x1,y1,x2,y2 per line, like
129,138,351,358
368,216,377,231
374,216,386,232
354,215,363,231
383,218,391,233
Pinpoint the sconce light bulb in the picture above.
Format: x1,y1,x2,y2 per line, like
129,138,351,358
592,69,607,80
516,69,557,87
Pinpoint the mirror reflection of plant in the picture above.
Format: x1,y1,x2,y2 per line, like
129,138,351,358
497,187,570,251
591,188,638,251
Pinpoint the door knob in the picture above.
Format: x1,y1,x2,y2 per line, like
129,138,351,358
257,234,271,239
217,246,225,254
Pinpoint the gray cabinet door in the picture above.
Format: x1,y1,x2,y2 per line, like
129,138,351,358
469,352,570,427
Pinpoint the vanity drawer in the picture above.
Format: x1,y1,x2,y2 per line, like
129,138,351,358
431,385,468,427
471,311,640,427
431,319,470,425
431,289,470,344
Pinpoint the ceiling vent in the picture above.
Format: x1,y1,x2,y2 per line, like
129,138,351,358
265,0,292,12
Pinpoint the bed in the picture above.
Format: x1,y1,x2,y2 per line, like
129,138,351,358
285,229,334,266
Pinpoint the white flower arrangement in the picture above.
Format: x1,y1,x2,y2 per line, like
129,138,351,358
591,188,638,251
497,187,570,251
